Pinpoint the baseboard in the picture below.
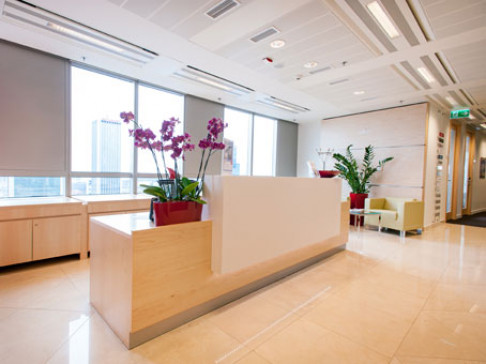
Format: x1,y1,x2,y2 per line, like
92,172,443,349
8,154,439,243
470,208,486,214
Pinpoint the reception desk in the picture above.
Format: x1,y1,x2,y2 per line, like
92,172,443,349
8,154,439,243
90,177,348,348
204,176,342,273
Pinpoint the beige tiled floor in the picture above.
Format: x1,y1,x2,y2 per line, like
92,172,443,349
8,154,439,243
1,223,485,364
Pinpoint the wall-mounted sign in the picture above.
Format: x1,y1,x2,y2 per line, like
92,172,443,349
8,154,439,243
450,108,470,119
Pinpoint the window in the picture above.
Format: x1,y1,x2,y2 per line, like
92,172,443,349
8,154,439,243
223,108,276,176
223,108,253,176
71,66,134,195
137,85,184,175
0,177,64,198
252,115,276,176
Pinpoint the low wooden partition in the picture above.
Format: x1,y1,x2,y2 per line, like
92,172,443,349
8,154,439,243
90,196,349,349
0,197,85,267
74,194,151,257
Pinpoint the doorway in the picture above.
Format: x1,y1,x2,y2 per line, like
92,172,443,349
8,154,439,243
462,131,474,215
446,124,460,220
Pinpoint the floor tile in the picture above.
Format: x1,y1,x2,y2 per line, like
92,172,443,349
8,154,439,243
440,265,486,286
302,294,413,357
254,319,390,364
0,308,89,364
132,317,240,364
392,356,485,363
234,351,271,364
47,312,140,364
424,283,486,313
207,293,292,343
397,311,486,361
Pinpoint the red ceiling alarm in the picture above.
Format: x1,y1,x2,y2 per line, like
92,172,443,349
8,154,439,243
262,57,274,64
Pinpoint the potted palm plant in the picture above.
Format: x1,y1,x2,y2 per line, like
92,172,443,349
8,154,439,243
332,144,393,225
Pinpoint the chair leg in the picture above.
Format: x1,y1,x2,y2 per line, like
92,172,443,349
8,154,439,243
400,230,406,238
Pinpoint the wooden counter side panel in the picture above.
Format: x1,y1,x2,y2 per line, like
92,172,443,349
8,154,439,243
89,220,132,347
130,219,348,333
131,221,212,332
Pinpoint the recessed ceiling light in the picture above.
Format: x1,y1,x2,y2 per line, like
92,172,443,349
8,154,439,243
353,91,365,95
366,1,400,39
47,22,124,53
417,67,435,83
304,61,318,69
270,39,286,48
445,96,457,106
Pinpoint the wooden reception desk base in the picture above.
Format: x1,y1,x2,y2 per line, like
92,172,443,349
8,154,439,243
90,201,349,349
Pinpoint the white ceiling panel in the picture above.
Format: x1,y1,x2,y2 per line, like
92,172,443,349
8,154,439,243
422,0,486,39
122,0,165,19
468,87,486,105
444,40,486,82
149,0,211,30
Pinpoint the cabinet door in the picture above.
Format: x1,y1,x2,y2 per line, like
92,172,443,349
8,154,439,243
33,215,81,260
0,220,32,266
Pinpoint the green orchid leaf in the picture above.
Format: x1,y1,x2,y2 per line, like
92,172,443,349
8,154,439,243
181,181,199,196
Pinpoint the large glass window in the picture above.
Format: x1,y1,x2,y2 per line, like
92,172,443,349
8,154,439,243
71,67,134,174
71,67,135,195
223,108,253,176
252,115,276,176
0,177,64,198
137,85,184,175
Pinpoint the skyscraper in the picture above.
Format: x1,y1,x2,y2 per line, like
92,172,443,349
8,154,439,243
91,119,121,194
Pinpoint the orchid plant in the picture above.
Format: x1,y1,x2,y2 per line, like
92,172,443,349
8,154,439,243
120,111,226,204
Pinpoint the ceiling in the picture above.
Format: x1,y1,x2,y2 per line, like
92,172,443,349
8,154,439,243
0,0,485,128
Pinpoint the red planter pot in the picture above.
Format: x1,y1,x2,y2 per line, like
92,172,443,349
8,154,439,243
349,193,368,226
152,200,203,227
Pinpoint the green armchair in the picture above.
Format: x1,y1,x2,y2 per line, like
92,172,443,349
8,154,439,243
364,197,424,237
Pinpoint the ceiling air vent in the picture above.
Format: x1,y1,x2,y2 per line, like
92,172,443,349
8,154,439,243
329,78,349,85
250,27,279,43
309,66,331,75
206,0,240,19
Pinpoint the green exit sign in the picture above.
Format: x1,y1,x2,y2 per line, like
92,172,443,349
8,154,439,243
450,108,470,119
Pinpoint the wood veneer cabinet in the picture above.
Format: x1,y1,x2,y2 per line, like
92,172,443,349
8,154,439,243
0,220,32,266
0,197,84,267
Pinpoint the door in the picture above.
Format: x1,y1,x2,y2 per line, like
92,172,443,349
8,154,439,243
446,124,460,220
462,131,474,215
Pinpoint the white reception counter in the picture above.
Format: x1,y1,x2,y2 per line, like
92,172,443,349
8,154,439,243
203,176,342,273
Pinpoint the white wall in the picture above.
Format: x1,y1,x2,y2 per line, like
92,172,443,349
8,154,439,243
297,120,321,177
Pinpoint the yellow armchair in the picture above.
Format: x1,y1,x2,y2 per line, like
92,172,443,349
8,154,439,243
364,197,424,237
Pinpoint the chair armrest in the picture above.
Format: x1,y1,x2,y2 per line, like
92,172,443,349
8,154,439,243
403,201,424,228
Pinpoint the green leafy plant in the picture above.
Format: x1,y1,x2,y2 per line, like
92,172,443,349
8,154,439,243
332,144,393,194
140,177,204,204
